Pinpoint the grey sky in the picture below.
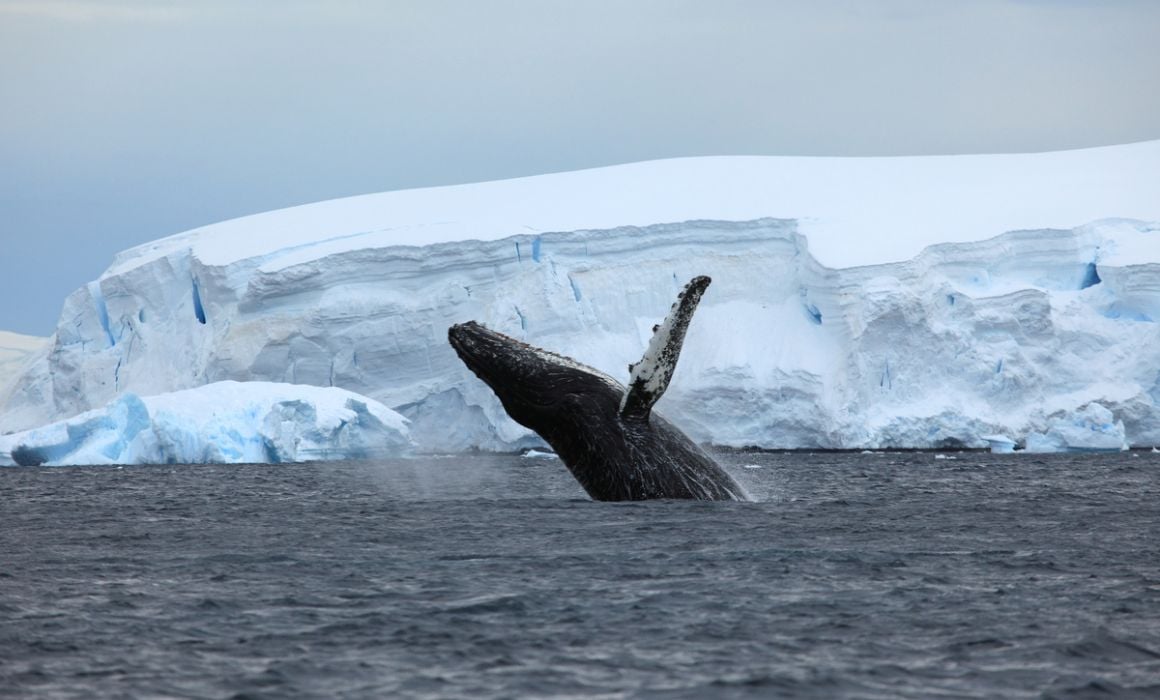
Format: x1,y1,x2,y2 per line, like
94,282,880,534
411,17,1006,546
2,0,1158,335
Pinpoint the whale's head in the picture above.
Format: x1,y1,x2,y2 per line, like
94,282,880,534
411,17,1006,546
448,321,624,441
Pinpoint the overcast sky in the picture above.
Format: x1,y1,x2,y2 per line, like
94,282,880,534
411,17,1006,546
2,0,1158,334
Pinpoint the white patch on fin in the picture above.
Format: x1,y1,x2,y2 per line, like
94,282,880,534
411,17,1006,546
620,276,711,419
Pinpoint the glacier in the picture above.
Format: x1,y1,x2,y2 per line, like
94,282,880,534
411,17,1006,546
0,381,411,467
2,142,1159,456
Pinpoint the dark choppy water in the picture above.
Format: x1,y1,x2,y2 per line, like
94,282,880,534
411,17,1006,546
3,451,1160,699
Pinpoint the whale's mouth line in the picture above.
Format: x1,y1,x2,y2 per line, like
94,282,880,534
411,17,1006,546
447,324,469,354
449,322,623,390
448,323,487,363
448,324,511,389
450,322,531,353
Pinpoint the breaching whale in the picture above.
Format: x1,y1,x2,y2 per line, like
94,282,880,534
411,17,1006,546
448,276,747,501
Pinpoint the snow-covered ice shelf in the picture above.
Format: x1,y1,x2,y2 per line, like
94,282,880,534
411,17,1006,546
3,143,1159,455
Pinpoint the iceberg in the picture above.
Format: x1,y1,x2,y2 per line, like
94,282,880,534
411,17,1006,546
1023,403,1128,454
2,143,1159,453
0,381,411,466
981,435,1017,454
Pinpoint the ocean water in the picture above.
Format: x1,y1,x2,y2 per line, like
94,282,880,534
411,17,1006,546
3,451,1160,699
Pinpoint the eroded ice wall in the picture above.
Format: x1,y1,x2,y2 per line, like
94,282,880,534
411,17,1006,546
2,217,1157,451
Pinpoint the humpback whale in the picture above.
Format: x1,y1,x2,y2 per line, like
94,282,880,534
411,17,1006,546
448,276,747,501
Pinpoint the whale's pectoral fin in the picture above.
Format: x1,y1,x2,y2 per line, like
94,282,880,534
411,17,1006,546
620,275,712,421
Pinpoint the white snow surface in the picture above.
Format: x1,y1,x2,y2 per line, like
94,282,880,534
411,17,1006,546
0,381,411,466
105,141,1160,275
3,142,1160,453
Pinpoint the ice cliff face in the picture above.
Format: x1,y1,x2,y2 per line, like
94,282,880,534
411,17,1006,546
3,145,1159,452
3,218,1157,452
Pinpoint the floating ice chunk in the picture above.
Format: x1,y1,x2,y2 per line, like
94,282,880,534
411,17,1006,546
981,434,1017,454
521,449,558,459
0,381,411,466
1023,404,1128,453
